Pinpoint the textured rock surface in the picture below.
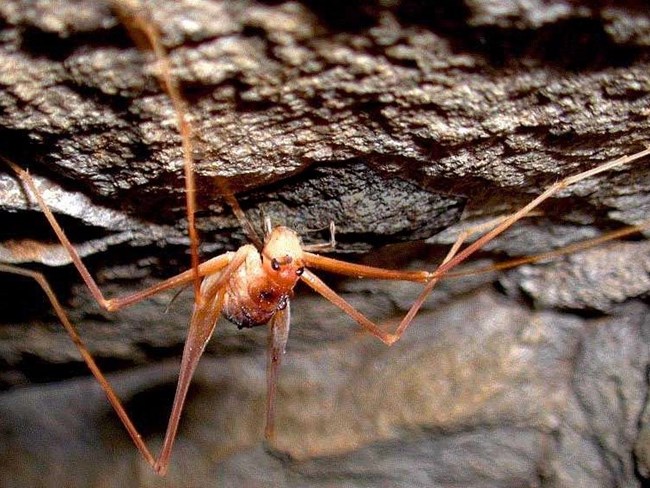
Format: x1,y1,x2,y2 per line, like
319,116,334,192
0,0,649,486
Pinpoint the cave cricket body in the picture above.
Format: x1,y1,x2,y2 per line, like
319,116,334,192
1,0,650,477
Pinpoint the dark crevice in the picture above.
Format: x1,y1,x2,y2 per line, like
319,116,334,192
394,0,470,34
0,242,188,322
301,0,381,33
231,78,279,114
0,128,59,169
397,2,646,71
180,79,229,106
77,242,191,283
343,96,396,137
0,265,74,323
452,19,643,70
117,178,186,226
18,24,135,63
111,381,182,439
0,209,111,244
60,76,145,117
137,341,185,363
296,0,647,71
17,352,136,386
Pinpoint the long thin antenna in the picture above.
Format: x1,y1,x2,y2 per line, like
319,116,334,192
113,0,263,297
114,0,202,299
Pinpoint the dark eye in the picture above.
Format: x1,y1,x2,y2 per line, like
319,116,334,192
271,258,280,271
296,267,304,276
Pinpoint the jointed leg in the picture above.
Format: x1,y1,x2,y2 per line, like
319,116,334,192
155,246,249,475
300,269,397,345
2,0,279,475
265,302,291,440
393,146,650,341
0,244,244,473
2,155,234,312
300,221,474,346
432,147,650,280
299,216,559,344
303,252,430,283
112,0,202,297
301,215,540,281
302,221,338,253
444,219,650,279
302,146,650,345
0,264,156,467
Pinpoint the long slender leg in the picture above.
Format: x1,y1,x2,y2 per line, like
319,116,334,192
302,242,459,345
0,215,242,474
265,301,291,440
0,246,241,472
302,147,650,345
392,146,650,341
155,246,249,475
2,156,234,311
445,219,650,278
301,214,538,280
433,147,650,281
0,264,157,468
300,270,396,345
303,253,429,283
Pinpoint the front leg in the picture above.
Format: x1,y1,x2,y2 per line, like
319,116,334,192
154,246,249,475
265,302,291,440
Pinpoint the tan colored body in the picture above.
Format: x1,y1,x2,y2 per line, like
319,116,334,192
219,245,283,328
220,226,304,328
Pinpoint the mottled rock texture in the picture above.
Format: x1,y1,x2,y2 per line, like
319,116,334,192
0,0,649,487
